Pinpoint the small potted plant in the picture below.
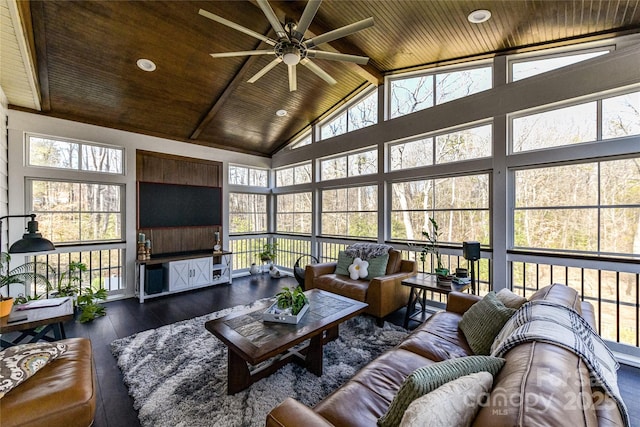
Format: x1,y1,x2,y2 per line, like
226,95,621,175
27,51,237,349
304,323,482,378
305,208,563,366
259,242,278,263
421,217,450,279
264,285,309,324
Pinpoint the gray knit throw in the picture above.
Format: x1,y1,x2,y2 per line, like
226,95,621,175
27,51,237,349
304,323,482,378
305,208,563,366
344,243,393,260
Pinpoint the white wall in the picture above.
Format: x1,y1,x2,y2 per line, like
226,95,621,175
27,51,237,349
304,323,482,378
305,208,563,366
7,111,270,297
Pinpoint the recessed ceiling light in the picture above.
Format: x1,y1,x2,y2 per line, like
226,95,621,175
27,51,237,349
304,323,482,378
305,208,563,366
276,109,288,117
137,58,157,72
468,9,491,24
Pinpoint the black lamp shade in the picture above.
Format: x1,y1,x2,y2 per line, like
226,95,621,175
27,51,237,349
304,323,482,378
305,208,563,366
8,220,55,253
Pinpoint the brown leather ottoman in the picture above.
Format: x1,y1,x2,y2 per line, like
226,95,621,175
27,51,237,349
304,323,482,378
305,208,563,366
0,338,97,427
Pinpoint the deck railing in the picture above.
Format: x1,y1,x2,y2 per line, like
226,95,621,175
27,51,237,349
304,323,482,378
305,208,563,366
509,251,640,348
27,244,126,298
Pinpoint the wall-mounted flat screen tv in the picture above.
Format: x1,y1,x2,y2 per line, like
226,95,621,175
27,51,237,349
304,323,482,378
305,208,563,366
137,182,222,228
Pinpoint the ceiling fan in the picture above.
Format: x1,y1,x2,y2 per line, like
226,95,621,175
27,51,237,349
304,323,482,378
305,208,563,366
198,0,374,92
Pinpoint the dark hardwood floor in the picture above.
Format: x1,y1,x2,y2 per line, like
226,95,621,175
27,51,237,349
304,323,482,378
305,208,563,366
43,275,640,426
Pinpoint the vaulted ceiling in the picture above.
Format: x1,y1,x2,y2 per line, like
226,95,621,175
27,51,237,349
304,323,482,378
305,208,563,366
3,0,640,157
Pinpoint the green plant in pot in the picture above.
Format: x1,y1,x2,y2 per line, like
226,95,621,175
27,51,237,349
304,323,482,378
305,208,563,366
259,242,278,263
421,217,449,277
275,286,308,315
53,261,107,323
0,252,53,316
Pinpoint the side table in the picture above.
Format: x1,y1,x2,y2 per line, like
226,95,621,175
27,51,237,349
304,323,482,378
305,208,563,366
0,297,74,348
401,273,470,329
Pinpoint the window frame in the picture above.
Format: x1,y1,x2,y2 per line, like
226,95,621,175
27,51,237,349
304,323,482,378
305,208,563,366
228,192,268,235
385,59,493,120
319,147,378,182
318,86,378,141
26,133,125,175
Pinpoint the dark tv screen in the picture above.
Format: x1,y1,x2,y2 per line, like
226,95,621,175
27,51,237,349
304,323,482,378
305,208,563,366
138,182,222,228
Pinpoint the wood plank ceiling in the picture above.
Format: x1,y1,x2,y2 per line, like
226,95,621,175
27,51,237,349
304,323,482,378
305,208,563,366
10,0,640,156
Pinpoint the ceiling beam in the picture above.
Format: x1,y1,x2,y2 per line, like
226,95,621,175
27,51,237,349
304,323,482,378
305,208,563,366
249,0,383,85
189,31,272,140
25,0,50,111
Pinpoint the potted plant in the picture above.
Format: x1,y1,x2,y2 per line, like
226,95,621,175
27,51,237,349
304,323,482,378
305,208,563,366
259,242,278,263
275,286,308,315
52,261,108,323
0,252,53,317
421,217,450,278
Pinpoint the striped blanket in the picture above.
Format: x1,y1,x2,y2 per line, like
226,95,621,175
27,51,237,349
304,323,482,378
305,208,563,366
491,300,630,427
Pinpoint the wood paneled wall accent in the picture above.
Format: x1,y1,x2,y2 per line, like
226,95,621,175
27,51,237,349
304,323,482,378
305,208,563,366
136,150,223,255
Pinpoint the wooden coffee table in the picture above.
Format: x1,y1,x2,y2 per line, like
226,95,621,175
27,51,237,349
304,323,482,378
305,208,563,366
0,297,74,348
205,289,368,394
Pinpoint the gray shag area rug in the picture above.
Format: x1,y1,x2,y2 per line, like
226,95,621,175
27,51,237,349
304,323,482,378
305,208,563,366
110,299,408,427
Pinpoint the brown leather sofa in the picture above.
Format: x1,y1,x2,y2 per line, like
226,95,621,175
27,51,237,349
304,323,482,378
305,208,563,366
304,249,417,324
0,337,97,427
266,284,625,426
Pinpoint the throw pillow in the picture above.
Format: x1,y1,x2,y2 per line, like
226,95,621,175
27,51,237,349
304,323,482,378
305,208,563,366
377,356,505,427
366,253,390,280
334,251,354,276
348,257,369,280
399,371,494,427
459,292,516,355
495,288,528,310
0,342,67,398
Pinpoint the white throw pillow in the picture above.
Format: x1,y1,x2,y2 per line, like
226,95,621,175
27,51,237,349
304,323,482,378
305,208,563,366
399,371,493,427
348,257,369,280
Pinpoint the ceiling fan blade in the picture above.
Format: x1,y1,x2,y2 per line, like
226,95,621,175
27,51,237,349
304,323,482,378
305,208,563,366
288,64,297,92
256,0,289,40
306,50,369,65
300,58,337,85
305,17,374,49
294,0,322,40
199,9,277,46
247,58,282,83
209,50,275,59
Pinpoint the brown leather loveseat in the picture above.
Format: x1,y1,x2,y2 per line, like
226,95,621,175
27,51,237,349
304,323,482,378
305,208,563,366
0,337,97,427
304,248,417,324
266,284,626,426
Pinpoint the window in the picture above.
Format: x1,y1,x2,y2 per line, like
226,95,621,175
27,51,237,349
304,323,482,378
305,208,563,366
228,193,267,234
511,89,640,153
27,135,123,174
321,185,378,238
389,124,492,171
320,148,377,181
228,165,268,187
390,174,490,244
276,192,312,234
602,90,640,139
275,162,312,187
510,49,609,82
389,64,491,119
320,89,377,140
513,157,640,255
29,179,122,244
290,133,312,149
512,102,596,152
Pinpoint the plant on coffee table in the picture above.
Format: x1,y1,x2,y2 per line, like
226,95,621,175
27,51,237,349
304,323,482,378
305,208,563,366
421,217,450,277
53,261,107,323
275,285,308,315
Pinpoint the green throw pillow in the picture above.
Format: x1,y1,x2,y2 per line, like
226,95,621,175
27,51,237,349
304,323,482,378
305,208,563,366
334,251,354,276
377,356,505,427
366,253,389,280
459,291,516,355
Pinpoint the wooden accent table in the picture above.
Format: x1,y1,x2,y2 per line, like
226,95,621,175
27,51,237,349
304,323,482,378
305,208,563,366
401,273,470,328
205,289,368,394
0,297,74,348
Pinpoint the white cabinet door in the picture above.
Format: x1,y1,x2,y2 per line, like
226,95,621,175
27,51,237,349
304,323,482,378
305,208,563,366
191,257,212,286
167,260,191,291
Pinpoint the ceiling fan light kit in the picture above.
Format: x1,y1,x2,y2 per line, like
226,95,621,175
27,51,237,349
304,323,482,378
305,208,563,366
199,0,373,91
